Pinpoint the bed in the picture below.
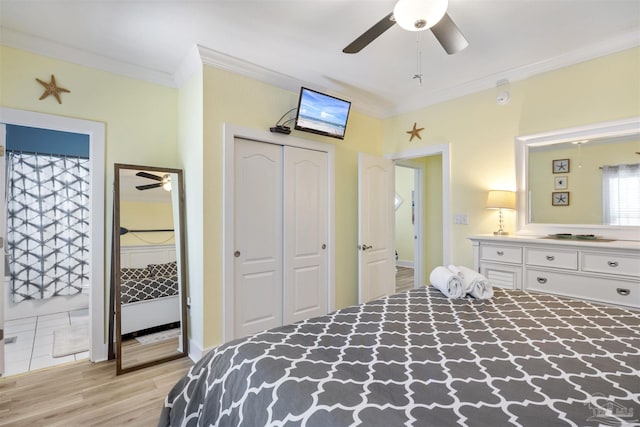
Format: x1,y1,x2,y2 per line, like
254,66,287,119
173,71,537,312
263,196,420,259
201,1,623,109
120,244,180,335
159,287,639,427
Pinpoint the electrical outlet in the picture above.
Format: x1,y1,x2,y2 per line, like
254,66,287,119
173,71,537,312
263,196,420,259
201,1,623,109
454,214,469,225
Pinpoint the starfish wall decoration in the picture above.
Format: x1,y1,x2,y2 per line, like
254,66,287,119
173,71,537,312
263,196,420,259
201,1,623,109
406,122,424,142
36,74,70,104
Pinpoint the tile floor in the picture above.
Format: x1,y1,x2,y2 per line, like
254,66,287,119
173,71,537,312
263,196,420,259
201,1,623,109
3,309,89,377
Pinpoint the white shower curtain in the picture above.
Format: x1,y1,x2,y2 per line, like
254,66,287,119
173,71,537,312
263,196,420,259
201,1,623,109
7,151,90,302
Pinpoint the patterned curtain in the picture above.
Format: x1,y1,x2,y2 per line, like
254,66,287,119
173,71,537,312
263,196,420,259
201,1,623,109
7,152,90,302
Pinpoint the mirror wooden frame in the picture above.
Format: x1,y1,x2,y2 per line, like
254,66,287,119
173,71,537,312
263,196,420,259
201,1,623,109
112,163,189,375
515,116,640,240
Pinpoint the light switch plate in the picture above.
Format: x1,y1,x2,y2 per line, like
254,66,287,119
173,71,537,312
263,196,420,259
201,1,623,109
454,214,469,225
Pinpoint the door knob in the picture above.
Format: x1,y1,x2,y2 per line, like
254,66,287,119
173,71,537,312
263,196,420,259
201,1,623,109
322,244,326,250
361,244,372,251
234,251,241,258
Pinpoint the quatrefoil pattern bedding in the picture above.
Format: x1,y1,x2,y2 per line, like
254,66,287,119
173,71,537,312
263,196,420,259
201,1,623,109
159,287,639,427
120,276,178,304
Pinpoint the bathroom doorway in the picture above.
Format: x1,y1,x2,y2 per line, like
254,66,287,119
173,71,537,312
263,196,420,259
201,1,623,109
0,108,105,377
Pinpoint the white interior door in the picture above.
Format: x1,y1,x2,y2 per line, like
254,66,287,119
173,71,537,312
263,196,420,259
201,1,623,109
358,152,395,303
0,125,5,375
283,146,328,324
234,138,283,338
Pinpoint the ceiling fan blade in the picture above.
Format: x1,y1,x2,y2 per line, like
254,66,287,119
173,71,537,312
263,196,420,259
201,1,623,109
136,171,163,182
136,183,163,191
430,13,469,55
343,12,396,54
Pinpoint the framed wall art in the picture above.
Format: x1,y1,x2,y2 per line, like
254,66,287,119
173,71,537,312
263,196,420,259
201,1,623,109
554,176,568,190
552,159,570,173
552,191,570,206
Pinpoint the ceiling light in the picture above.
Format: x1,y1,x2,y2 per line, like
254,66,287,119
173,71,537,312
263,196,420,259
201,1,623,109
162,174,172,191
393,0,448,31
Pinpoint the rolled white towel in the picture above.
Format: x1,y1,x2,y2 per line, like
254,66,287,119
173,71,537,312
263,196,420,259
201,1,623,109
429,266,465,298
449,265,493,300
448,265,464,279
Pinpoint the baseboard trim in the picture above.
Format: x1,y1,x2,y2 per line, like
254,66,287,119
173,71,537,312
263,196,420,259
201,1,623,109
397,260,414,269
188,339,203,362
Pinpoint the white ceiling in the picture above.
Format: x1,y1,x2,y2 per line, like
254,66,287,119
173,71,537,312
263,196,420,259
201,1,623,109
1,0,639,118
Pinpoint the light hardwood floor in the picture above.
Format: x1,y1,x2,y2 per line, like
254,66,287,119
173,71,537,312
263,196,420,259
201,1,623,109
0,356,193,426
395,266,415,293
121,336,182,371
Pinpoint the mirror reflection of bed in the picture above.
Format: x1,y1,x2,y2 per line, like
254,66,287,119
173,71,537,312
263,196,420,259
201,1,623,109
119,245,181,371
113,165,188,374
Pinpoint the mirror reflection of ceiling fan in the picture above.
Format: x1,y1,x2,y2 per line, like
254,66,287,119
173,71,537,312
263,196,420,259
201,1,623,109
135,171,172,191
343,0,468,54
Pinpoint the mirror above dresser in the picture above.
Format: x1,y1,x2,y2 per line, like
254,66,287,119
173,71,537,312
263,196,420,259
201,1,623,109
515,117,640,241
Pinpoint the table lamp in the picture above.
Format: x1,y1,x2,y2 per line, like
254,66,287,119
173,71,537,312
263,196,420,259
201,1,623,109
486,190,516,235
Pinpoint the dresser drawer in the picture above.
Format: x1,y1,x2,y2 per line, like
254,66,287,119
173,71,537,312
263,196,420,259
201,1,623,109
581,252,640,277
480,262,522,290
480,245,522,264
525,248,578,270
525,269,640,309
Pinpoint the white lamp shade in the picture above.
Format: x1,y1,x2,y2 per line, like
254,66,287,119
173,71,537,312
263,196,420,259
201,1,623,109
486,190,516,210
393,0,448,31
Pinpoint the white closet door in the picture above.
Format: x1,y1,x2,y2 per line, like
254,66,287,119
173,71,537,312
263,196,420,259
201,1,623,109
234,138,283,338
283,146,328,324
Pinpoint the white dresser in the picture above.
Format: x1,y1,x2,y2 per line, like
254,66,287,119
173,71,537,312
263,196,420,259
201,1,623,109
469,235,640,309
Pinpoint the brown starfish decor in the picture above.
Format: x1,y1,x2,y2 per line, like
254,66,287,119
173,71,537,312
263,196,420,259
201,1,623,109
36,74,70,104
406,122,424,142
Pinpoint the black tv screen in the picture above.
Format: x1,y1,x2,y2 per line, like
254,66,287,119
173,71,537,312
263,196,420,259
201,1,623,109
294,87,351,140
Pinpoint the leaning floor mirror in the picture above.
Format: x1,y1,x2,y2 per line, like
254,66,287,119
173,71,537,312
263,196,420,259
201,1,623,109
112,164,188,375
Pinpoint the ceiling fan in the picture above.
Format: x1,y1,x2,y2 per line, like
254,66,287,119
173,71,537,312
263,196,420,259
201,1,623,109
135,171,171,191
343,0,468,55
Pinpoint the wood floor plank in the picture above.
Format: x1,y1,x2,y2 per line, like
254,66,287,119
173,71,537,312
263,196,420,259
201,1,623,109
396,266,414,293
0,356,193,426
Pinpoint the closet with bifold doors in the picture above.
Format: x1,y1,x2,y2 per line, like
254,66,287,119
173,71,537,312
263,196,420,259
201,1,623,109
233,137,329,339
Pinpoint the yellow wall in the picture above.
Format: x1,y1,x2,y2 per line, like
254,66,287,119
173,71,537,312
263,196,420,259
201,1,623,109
395,166,414,264
0,45,179,347
177,61,205,346
421,155,443,273
3,43,638,354
0,46,179,233
382,47,640,268
196,66,383,348
529,140,640,224
120,200,175,246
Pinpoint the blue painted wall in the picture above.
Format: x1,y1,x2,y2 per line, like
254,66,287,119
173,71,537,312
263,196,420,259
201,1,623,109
6,124,89,158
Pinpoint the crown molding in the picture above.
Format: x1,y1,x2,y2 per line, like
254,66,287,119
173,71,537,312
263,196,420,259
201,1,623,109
2,26,638,119
0,27,178,87
389,29,640,117
194,45,387,117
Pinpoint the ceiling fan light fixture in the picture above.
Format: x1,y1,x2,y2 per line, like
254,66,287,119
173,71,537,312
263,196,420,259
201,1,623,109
162,174,172,191
393,0,448,31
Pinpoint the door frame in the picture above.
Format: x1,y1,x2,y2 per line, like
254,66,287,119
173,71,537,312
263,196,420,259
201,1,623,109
0,107,107,362
394,162,424,289
388,144,451,272
222,123,335,342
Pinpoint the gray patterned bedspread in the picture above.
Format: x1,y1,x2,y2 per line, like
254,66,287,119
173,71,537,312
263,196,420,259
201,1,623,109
159,287,639,427
120,276,178,304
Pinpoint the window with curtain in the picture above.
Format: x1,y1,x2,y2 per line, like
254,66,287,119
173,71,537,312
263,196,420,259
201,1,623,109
602,163,640,225
7,151,90,302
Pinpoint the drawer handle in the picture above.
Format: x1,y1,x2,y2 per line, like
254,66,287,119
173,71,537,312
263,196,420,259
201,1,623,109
536,277,548,284
608,261,619,267
546,255,555,261
496,250,504,256
617,288,630,296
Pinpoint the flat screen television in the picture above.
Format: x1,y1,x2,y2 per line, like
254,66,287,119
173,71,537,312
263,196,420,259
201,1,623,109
294,87,351,140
